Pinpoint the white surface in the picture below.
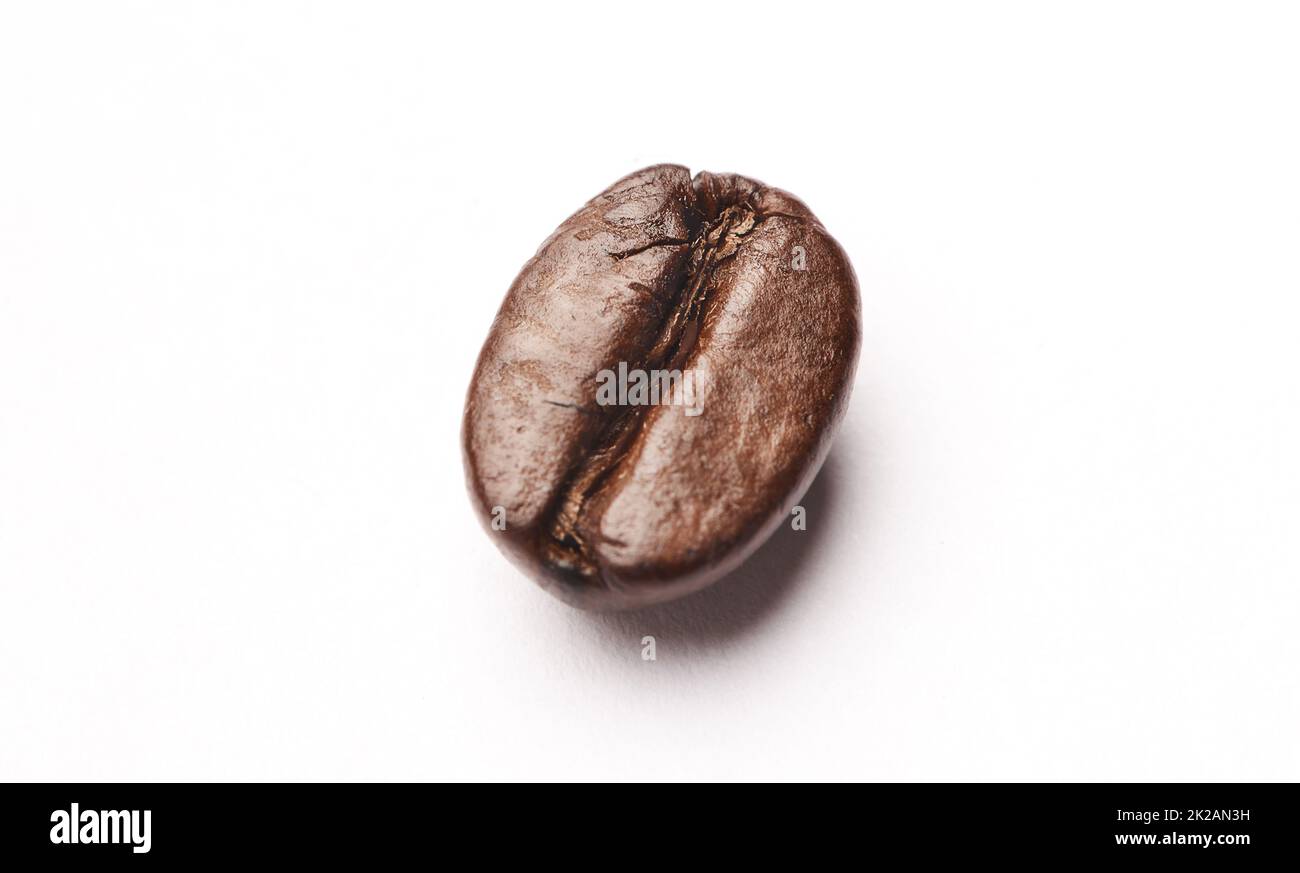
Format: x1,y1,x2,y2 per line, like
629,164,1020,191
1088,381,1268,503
2,2,1298,782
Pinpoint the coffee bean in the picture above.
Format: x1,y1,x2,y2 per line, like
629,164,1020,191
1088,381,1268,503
463,165,860,610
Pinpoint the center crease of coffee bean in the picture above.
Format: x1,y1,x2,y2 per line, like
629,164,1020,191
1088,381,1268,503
539,192,794,585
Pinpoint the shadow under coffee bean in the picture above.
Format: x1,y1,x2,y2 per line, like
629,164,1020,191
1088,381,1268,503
463,165,860,610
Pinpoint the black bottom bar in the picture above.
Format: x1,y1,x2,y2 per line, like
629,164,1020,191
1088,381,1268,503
0,784,1293,862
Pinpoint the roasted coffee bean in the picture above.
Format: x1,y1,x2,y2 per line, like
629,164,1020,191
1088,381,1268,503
463,165,860,610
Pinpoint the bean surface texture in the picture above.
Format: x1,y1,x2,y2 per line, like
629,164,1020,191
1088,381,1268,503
463,165,860,610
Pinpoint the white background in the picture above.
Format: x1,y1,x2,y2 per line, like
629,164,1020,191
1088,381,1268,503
2,2,1297,782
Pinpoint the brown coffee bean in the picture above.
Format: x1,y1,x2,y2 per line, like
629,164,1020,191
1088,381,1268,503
463,165,860,610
